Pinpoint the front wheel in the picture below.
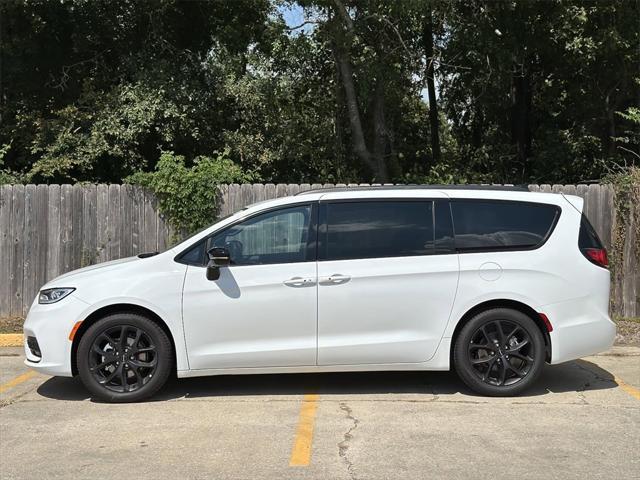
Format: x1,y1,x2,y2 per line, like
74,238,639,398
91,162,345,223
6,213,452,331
77,313,173,402
453,308,545,396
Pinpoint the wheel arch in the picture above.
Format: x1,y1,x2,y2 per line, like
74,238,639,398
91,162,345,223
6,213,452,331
450,299,551,363
71,303,177,376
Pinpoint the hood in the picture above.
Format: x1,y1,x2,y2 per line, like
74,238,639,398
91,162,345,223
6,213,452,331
45,256,143,287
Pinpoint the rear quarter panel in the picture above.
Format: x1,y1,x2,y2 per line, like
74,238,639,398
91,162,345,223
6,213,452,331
442,193,609,346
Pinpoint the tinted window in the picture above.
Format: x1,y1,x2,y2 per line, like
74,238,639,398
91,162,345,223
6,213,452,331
208,205,312,265
578,214,603,249
323,201,434,260
434,200,455,254
179,242,205,265
451,200,559,251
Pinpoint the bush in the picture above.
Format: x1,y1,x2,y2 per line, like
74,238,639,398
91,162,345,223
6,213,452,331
127,150,258,235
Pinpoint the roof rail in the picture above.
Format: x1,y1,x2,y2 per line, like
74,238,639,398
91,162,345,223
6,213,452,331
295,184,530,195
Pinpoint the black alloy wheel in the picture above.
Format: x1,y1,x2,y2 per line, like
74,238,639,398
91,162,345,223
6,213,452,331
453,308,545,396
88,325,158,393
77,313,173,402
467,319,533,386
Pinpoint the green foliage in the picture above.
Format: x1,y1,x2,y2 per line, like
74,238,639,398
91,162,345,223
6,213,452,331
602,165,640,314
126,151,259,235
0,143,22,184
0,0,638,185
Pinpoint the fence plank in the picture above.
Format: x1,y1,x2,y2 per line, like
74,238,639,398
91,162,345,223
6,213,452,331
82,185,98,267
96,184,109,263
0,186,13,316
143,188,157,253
9,185,25,316
264,183,276,202
621,199,638,317
157,211,170,252
46,185,61,282
120,184,133,258
22,185,37,314
107,185,121,260
131,186,143,254
216,184,229,219
32,185,49,309
60,184,74,274
71,185,84,270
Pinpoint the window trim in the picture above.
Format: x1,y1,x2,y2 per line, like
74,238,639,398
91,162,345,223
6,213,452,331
318,198,445,262
174,201,318,267
449,198,562,254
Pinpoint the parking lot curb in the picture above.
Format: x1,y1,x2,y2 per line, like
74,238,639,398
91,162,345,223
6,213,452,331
0,334,23,347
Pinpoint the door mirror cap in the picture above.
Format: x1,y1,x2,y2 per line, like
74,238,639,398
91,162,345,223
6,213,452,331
207,247,231,266
206,264,220,281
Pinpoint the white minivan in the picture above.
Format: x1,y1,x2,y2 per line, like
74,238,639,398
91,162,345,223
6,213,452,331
24,186,616,401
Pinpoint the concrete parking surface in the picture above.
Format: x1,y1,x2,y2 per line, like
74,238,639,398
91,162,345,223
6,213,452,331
1,346,639,480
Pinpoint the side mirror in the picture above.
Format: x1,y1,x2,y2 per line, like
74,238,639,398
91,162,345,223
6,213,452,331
208,247,231,266
205,247,231,281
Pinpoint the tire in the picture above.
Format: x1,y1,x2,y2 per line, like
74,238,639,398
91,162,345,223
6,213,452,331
77,312,173,402
453,308,545,396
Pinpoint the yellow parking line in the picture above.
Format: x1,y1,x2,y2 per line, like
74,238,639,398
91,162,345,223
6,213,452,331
289,393,319,466
0,334,23,347
0,371,37,394
614,376,640,401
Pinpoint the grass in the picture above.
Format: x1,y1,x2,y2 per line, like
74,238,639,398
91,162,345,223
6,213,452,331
614,316,640,324
0,317,24,334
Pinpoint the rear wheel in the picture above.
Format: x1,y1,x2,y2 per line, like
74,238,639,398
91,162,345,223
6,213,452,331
453,308,545,396
77,313,173,402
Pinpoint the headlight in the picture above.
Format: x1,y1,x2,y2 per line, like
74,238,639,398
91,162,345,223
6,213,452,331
38,288,75,304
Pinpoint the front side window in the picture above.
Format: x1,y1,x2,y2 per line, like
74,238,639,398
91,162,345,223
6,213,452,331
451,200,560,251
207,204,312,265
322,201,434,261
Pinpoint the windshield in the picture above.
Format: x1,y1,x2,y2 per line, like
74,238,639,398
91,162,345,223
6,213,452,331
167,212,239,250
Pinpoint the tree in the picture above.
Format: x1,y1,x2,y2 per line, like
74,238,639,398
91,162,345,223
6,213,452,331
422,2,441,165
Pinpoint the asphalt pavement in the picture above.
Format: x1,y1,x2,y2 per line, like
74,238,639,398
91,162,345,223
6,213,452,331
1,346,638,480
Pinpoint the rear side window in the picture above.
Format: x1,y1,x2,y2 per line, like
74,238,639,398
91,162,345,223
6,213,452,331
578,214,603,249
451,200,560,252
322,201,434,260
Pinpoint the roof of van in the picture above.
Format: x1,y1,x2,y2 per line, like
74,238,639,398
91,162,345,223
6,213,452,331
295,185,529,195
240,185,578,212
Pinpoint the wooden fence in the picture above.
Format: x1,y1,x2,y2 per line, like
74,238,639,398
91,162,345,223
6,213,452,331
0,183,637,318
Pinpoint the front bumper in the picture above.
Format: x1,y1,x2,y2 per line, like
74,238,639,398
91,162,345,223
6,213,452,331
23,294,90,377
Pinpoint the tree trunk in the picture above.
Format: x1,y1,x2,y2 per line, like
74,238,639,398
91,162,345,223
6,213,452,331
423,5,440,165
331,0,389,182
334,50,381,179
511,63,531,175
605,89,617,156
372,77,390,182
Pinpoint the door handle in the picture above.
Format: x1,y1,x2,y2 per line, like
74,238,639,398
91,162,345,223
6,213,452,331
319,274,351,285
283,277,316,287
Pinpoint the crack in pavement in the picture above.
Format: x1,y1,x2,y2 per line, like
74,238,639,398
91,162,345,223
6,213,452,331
338,401,360,480
572,361,621,405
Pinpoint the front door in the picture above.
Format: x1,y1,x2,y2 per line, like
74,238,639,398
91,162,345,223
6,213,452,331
317,199,459,365
182,203,318,370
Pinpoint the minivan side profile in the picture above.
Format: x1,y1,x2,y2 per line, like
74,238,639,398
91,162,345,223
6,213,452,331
23,187,616,402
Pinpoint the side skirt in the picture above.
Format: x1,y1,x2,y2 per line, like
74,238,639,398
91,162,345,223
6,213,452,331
177,338,452,378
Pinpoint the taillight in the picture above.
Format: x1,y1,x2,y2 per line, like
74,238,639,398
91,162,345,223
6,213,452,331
582,248,608,268
578,214,607,269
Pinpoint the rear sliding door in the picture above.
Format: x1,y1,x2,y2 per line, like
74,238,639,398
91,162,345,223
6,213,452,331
317,198,459,365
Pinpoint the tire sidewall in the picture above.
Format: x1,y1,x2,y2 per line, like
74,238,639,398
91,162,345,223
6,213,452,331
77,313,173,402
454,308,546,396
